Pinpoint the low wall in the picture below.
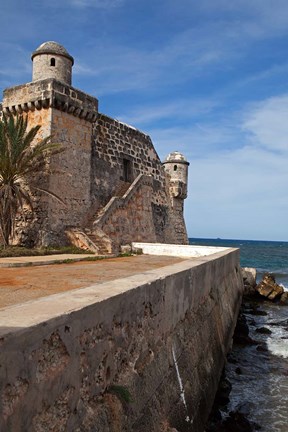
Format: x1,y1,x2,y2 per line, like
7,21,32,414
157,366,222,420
132,242,228,257
0,248,243,432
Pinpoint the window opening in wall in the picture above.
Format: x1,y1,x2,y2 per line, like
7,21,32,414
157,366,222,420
50,58,56,67
123,159,132,182
174,165,178,171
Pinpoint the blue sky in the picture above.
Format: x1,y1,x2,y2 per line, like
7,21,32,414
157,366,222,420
1,0,288,241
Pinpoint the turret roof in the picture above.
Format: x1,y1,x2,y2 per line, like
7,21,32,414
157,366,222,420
163,151,189,164
31,41,74,65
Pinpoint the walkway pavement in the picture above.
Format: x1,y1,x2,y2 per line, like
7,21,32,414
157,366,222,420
0,254,186,309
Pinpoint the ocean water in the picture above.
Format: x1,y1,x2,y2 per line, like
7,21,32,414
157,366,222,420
189,238,288,431
189,238,288,288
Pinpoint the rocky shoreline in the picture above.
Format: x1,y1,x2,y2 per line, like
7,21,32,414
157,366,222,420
242,267,288,304
205,269,288,432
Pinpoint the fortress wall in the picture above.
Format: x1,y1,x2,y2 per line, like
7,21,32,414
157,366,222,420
0,248,243,432
1,78,189,247
96,176,186,247
92,114,188,245
2,79,99,246
12,108,53,245
45,110,93,238
0,103,54,246
14,109,93,247
168,197,189,244
91,114,167,206
1,42,190,248
100,181,157,246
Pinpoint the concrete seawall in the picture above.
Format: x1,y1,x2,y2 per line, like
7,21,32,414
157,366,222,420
0,246,244,431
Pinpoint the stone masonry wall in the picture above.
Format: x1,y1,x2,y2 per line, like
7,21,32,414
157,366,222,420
7,108,94,246
43,109,93,244
2,79,98,117
91,114,166,208
2,79,98,246
1,80,189,247
100,181,157,247
169,198,189,244
91,114,187,245
93,114,165,186
0,249,244,432
10,108,52,246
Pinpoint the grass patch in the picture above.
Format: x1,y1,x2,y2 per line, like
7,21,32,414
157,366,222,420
54,256,108,264
118,249,143,258
107,385,132,403
0,245,142,261
0,245,93,258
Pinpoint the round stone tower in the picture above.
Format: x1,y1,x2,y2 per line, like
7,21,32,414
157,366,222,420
31,41,74,85
163,151,189,199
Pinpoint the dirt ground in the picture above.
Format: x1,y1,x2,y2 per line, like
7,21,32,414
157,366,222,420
0,255,185,309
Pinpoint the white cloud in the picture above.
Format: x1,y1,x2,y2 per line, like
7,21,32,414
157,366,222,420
71,3,288,96
70,0,124,8
186,142,288,240
47,0,125,9
117,97,220,126
243,95,288,153
186,151,288,238
138,93,288,240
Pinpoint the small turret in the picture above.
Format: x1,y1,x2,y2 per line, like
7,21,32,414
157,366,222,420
163,151,189,199
31,41,74,85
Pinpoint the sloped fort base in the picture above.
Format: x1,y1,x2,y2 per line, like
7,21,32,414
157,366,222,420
0,246,244,431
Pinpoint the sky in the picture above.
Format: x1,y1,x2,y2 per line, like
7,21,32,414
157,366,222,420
1,0,288,241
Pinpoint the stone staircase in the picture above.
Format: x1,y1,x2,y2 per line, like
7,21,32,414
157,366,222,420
85,182,132,227
65,226,114,255
115,181,131,197
93,174,152,230
65,181,133,255
66,175,152,254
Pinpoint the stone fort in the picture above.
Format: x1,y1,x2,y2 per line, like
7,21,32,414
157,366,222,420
0,41,189,253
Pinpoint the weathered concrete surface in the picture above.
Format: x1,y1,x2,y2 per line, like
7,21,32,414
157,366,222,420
0,248,243,432
132,242,228,257
0,255,184,309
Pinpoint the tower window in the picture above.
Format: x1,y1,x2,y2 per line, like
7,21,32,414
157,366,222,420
174,165,177,171
50,58,56,67
123,158,132,182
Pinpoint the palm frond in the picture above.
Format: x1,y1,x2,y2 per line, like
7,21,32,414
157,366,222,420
0,113,64,245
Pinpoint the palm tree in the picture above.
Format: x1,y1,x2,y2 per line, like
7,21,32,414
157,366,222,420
0,113,62,247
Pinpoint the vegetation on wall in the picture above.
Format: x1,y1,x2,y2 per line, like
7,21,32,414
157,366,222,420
0,114,62,247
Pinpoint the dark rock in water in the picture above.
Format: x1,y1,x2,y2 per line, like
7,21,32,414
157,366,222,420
256,344,268,352
206,407,222,431
234,313,258,345
235,367,242,375
267,318,288,326
214,376,232,406
248,309,268,316
243,302,267,316
227,353,237,364
222,410,261,432
247,317,256,326
236,335,258,345
237,401,252,416
279,291,288,305
207,410,261,432
256,273,284,301
256,327,272,335
235,314,249,337
205,373,231,431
